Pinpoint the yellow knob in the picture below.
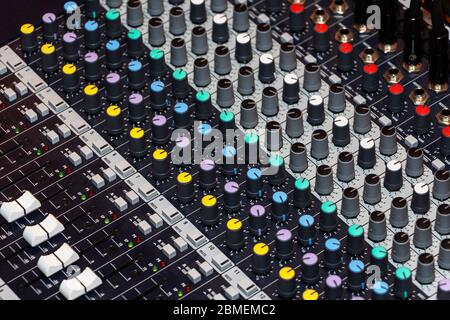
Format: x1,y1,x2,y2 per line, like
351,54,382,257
84,84,98,96
106,105,121,117
201,195,217,207
62,63,77,75
130,127,144,139
153,149,168,160
177,172,192,184
253,243,269,256
41,43,55,55
279,266,295,280
226,218,242,231
21,23,34,35
302,289,319,300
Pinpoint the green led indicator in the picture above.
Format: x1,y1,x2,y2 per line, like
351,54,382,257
127,241,135,248
58,171,65,178
173,69,186,80
295,178,309,190
80,194,87,201
128,29,141,40
36,149,42,156
152,265,158,272
177,290,183,298
321,201,336,214
348,224,363,237
371,246,387,260
220,111,234,123
269,154,284,167
15,127,20,134
196,90,210,102
104,217,111,224
150,49,164,60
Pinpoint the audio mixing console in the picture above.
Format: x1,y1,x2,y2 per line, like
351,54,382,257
0,0,449,302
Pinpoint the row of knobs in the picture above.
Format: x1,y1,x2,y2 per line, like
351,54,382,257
276,262,450,300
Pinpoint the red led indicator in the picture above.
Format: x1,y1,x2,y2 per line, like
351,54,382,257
290,3,304,13
415,105,430,117
160,261,166,268
363,63,378,75
442,126,450,138
389,83,404,95
339,43,353,54
314,23,328,33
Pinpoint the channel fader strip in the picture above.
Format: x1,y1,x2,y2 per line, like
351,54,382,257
0,0,448,300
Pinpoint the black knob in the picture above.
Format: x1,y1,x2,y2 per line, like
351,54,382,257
199,159,217,190
151,115,170,145
105,39,122,70
357,138,376,169
212,13,229,44
105,72,123,102
190,0,206,24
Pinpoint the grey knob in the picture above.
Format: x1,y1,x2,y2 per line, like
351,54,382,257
211,0,227,12
363,174,381,205
433,170,450,201
368,211,387,242
438,239,450,270
169,7,186,35
436,204,450,235
216,79,234,108
341,187,360,218
256,23,272,52
107,0,122,8
214,45,231,75
405,147,424,177
290,143,308,173
384,160,403,191
286,108,304,138
315,165,333,195
379,126,398,156
389,197,409,228
353,104,372,134
191,26,208,55
148,18,166,46
310,129,329,160
413,218,433,249
336,151,355,182
328,83,346,113
258,53,276,83
392,232,410,263
233,3,249,32
148,0,164,16
170,38,187,67
380,126,397,156
416,253,435,284
358,138,376,169
266,121,282,151
127,0,144,27
237,66,255,96
240,99,258,129
279,43,297,72
303,63,321,92
261,87,279,117
193,57,211,87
